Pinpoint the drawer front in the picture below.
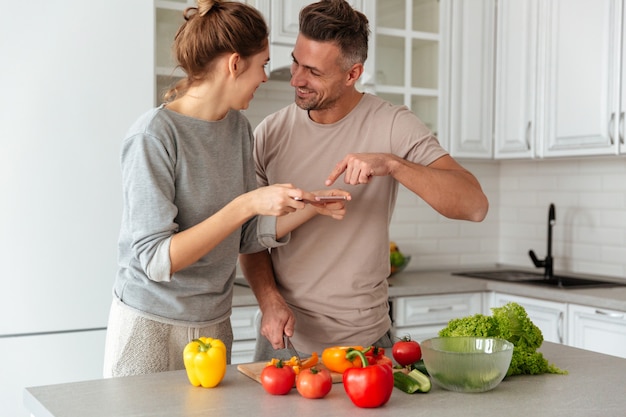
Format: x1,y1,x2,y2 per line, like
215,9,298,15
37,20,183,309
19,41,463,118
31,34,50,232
393,293,482,327
568,304,626,358
231,340,256,364
231,306,260,341
391,324,446,343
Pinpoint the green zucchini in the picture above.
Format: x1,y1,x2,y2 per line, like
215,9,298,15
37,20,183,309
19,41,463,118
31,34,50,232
393,370,431,394
408,369,431,392
410,359,429,375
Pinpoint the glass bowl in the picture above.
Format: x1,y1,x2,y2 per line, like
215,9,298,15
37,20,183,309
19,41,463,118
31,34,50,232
389,255,411,276
421,337,513,393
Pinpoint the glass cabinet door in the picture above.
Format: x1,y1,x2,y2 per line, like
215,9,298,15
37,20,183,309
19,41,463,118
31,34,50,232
155,2,192,105
375,0,440,135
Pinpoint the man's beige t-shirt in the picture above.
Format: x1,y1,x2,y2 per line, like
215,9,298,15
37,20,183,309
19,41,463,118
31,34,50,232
254,93,447,353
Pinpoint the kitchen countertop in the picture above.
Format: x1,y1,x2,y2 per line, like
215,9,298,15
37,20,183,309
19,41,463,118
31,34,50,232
387,268,626,311
23,342,626,417
233,267,626,311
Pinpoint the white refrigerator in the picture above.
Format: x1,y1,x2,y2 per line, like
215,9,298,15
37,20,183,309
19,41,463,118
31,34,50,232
0,1,154,416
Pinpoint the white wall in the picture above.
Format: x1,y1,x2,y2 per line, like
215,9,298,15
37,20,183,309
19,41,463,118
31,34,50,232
0,1,154,416
391,161,500,269
247,81,626,280
498,158,626,278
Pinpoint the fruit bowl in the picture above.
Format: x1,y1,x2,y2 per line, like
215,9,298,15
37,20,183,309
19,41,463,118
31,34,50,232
421,337,513,393
390,255,411,276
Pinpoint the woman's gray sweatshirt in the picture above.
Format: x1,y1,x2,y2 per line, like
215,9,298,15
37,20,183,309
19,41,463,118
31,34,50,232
113,106,282,325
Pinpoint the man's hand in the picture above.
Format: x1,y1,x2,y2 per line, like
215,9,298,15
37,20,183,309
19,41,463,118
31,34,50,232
307,189,351,220
325,153,392,186
259,292,296,349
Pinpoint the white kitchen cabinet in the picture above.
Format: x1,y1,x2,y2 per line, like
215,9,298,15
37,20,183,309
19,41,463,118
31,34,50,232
538,0,622,157
230,306,260,364
374,0,441,135
439,0,495,158
492,293,566,344
256,0,375,87
255,0,309,77
391,293,483,342
0,330,106,417
620,2,626,154
494,0,623,159
568,304,626,358
493,0,539,159
155,1,188,105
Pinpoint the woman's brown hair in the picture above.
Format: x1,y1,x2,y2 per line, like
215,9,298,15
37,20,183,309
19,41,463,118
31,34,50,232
164,0,268,102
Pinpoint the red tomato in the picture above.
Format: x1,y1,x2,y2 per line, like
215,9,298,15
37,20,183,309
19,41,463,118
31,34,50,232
392,336,422,367
260,362,295,395
365,346,393,369
296,367,332,399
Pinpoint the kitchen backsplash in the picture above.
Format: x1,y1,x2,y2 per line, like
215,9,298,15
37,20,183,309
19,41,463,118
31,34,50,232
245,81,626,280
497,158,626,279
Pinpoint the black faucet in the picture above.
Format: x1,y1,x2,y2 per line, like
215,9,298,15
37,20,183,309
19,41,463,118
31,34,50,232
529,203,555,279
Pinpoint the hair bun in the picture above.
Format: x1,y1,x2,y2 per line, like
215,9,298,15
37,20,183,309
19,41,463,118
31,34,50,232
197,0,217,17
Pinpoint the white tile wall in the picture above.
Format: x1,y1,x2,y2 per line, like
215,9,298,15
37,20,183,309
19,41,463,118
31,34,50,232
498,158,626,279
389,160,500,270
244,81,626,281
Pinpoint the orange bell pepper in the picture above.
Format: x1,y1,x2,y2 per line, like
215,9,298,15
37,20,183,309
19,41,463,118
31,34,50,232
293,351,319,374
321,346,365,374
266,351,319,375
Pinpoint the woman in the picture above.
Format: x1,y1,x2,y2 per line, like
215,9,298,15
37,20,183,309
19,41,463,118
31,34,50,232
103,0,341,377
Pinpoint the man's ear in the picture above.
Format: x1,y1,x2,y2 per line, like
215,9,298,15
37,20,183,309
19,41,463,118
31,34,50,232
346,63,364,86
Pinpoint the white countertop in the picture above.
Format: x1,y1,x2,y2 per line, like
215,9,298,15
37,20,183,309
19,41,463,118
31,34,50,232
387,268,626,311
234,267,626,312
24,268,626,416
24,342,626,417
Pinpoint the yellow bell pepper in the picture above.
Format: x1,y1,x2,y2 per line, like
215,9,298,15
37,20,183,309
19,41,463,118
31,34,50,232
183,337,227,388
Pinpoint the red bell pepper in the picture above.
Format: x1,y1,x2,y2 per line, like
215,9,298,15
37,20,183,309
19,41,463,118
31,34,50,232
364,346,393,369
342,349,394,408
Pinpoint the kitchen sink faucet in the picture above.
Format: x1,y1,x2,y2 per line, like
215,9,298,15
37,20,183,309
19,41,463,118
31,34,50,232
529,203,555,279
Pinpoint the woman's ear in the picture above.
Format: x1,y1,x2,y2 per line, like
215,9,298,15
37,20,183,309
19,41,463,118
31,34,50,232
228,52,243,77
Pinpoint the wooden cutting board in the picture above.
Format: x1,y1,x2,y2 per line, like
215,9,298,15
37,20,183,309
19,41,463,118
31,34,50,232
237,361,344,384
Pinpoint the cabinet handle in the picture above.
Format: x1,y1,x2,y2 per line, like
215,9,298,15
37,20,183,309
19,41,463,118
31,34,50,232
594,309,624,319
426,306,454,313
557,311,564,344
619,112,624,145
525,121,532,150
609,112,615,145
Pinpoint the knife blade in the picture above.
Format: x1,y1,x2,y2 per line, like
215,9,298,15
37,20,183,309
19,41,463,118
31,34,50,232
283,334,302,366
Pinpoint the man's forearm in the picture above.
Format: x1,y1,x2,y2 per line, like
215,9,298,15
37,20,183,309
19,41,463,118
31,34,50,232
239,250,281,308
239,250,296,346
389,155,489,222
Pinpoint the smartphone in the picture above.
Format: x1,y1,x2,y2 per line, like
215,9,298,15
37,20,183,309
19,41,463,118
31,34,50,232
313,196,348,202
293,196,348,204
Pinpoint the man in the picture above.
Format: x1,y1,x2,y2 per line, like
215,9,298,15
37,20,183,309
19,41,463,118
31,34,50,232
240,0,489,359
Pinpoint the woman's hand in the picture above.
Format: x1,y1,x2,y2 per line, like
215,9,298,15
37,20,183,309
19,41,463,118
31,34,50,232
249,183,309,216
